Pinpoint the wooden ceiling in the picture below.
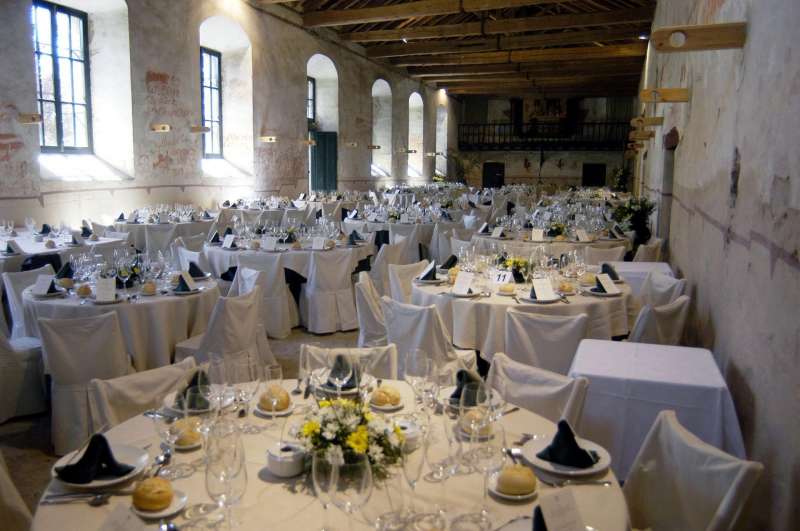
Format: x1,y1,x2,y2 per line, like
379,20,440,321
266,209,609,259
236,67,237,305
270,0,656,97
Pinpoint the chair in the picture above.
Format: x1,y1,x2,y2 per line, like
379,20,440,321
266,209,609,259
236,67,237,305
380,296,475,378
181,233,207,252
91,221,110,236
176,246,211,275
0,334,46,424
633,237,663,262
2,264,55,340
228,255,299,339
300,343,399,380
584,245,626,265
504,309,589,375
486,352,588,427
369,241,405,296
0,450,31,531
21,253,61,273
88,357,197,431
38,312,131,455
624,410,763,531
629,295,691,346
300,249,358,334
355,272,387,347
462,214,479,229
390,225,421,263
450,237,471,257
639,271,687,308
388,260,429,303
144,224,177,256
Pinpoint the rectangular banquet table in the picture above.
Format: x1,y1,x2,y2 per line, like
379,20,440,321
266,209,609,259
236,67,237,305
568,339,746,479
113,219,213,251
0,232,130,273
604,261,674,296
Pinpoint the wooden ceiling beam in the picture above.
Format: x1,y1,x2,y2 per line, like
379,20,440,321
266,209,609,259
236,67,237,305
447,85,638,96
423,69,642,83
304,0,560,28
437,74,640,89
407,56,644,77
340,6,654,42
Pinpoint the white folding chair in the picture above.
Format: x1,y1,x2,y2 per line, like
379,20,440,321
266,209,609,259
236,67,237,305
639,271,687,308
88,357,197,431
504,309,589,375
370,241,405,296
300,343,398,380
228,254,299,339
380,296,475,378
487,352,588,427
0,450,31,531
144,224,177,255
39,312,131,455
629,295,691,346
300,249,357,334
355,272,387,348
584,245,626,265
176,246,211,275
388,260,429,303
2,264,55,340
0,334,46,424
633,237,663,262
624,410,763,531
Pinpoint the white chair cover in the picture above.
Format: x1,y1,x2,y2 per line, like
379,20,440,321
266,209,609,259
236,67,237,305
176,247,211,275
182,233,207,252
355,272,387,348
388,260,429,303
0,334,45,423
282,208,307,228
390,224,421,264
370,241,405,296
103,230,132,245
0,280,7,338
144,224,177,255
639,271,687,308
462,214,479,229
487,352,588,427
228,255,299,339
450,237,472,257
91,221,110,236
624,410,763,531
39,312,131,455
380,296,475,378
633,237,663,262
300,249,357,334
504,309,589,375
585,245,626,265
629,295,691,346
88,357,197,431
3,264,55,340
0,450,31,531
300,343,398,380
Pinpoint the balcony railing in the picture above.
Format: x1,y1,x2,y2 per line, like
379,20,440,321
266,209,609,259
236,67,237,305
458,121,628,151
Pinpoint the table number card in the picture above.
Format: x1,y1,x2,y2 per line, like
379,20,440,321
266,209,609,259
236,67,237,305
452,271,474,296
491,227,505,238
263,237,278,251
596,273,621,294
312,237,326,250
576,229,591,242
400,213,410,224
531,228,545,241
309,194,317,202
222,234,236,249
348,209,358,219
532,278,557,300
96,277,116,302
180,271,198,291
494,270,513,285
32,275,54,296
298,193,306,200
538,489,586,531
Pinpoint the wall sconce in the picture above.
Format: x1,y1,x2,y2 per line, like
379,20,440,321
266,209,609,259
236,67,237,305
406,149,417,154
302,139,317,146
150,124,171,132
17,113,42,125
367,145,381,150
424,152,437,157
259,136,277,143
190,125,210,133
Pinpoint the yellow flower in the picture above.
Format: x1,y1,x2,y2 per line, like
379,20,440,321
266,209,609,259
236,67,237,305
318,400,331,408
364,411,374,422
302,420,320,438
346,425,369,454
393,425,406,443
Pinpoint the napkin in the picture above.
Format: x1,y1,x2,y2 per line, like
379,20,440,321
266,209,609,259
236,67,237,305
449,369,482,405
223,227,233,237
71,234,81,245
600,263,619,281
222,200,231,207
315,209,323,220
348,231,363,246
281,233,296,244
174,275,193,293
506,201,515,215
203,210,212,219
419,264,436,281
533,506,548,531
479,223,490,234
512,268,524,283
535,420,599,469
594,277,606,293
81,226,92,238
46,279,60,294
115,276,134,289
441,210,452,221
524,221,533,229
174,369,210,410
529,284,539,300
327,354,358,390
40,223,52,235
56,261,74,279
441,255,458,270
254,226,264,235
5,241,17,254
116,213,125,221
54,434,134,484
220,266,238,281
210,231,221,244
188,261,206,278
468,200,476,208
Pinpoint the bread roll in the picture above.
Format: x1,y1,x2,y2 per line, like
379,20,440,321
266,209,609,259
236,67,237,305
371,386,401,406
57,278,74,290
141,281,157,295
76,284,92,298
133,477,174,511
496,464,537,495
174,417,202,447
498,284,515,295
259,384,290,411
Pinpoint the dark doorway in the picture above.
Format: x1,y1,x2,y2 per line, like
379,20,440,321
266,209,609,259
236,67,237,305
482,162,505,188
310,131,337,192
582,163,606,187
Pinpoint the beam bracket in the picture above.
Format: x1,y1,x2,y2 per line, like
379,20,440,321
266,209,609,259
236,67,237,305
651,22,746,52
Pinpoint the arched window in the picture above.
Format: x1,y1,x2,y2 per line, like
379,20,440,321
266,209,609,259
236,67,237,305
306,54,339,192
407,92,424,181
371,79,392,179
435,89,448,178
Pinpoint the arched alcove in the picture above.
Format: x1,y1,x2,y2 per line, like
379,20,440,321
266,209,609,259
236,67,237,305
435,89,448,178
306,54,339,191
371,79,392,179
407,92,424,180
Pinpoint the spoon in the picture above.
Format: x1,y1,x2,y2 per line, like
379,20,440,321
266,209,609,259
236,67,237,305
159,521,179,531
151,450,172,478
40,493,110,507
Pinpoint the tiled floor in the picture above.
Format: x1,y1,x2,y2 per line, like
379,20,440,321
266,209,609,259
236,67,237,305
0,328,359,512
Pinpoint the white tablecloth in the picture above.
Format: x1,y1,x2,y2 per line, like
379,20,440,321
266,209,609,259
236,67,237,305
568,340,746,479
32,379,629,530
604,261,674,296
344,220,437,246
113,220,214,251
22,280,220,371
411,282,635,357
0,232,129,273
471,234,632,257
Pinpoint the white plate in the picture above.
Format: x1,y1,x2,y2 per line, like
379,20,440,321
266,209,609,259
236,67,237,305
496,290,517,297
519,296,560,304
370,401,404,413
52,444,148,489
33,290,67,299
316,383,360,396
131,489,188,520
488,471,538,502
521,436,611,478
450,290,480,298
254,403,295,418
414,279,446,285
172,288,201,296
584,288,621,298
220,247,241,252
191,272,212,281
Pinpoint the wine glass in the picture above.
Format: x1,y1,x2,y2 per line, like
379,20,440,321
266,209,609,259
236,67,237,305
332,453,374,527
458,424,507,528
151,392,196,480
24,217,35,234
312,450,339,531
182,385,221,519
403,349,432,411
229,356,263,434
205,420,247,530
260,363,284,428
327,353,353,400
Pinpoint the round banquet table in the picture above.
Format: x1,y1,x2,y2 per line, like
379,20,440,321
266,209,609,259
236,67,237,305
411,281,636,358
32,379,629,531
22,279,220,371
471,233,632,257
113,220,214,251
203,243,374,279
0,232,129,274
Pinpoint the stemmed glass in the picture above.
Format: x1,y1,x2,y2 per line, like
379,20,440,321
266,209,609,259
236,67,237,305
327,353,353,400
312,450,338,531
331,453,374,528
183,385,222,519
260,363,284,428
229,356,263,434
24,217,35,234
151,392,196,480
205,420,247,530
403,349,433,412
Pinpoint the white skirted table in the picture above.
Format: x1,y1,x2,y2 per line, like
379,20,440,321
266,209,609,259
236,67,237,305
113,220,214,251
411,282,635,357
32,379,629,530
568,339,746,480
471,234,632,257
22,279,220,371
0,232,129,273
603,261,674,296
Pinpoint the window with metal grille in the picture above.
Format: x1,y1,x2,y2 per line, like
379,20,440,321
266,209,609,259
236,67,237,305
200,46,222,158
31,0,92,153
307,77,316,123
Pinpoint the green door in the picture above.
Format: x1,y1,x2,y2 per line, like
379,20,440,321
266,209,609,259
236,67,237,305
310,131,338,192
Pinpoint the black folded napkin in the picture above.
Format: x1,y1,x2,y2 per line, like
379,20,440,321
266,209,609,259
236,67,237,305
480,223,490,234
203,210,212,219
222,200,231,207
327,354,357,390
468,200,476,208
174,275,193,292
441,210,452,221
536,420,599,469
546,227,560,238
56,261,74,279
512,269,524,283
419,265,436,281
40,223,52,235
115,276,135,289
529,283,538,300
506,201,515,216
210,231,221,244
223,227,233,237
46,279,60,294
5,242,16,254
441,255,458,269
601,263,619,281
341,208,350,221
71,234,81,245
533,506,548,531
315,209,323,220
449,369,482,405
116,213,125,221
188,261,205,278
594,277,606,293
254,226,264,235
55,434,134,484
281,233,296,244
482,200,492,206
81,226,92,238
524,221,533,229
174,369,211,410
348,231,362,246
220,266,238,281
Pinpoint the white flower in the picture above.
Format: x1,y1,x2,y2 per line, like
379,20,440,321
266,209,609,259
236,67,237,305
323,428,336,440
368,444,384,463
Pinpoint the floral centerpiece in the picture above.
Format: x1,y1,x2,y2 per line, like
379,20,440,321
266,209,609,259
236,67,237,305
547,222,566,238
387,208,400,222
504,258,529,283
297,398,404,480
612,197,655,246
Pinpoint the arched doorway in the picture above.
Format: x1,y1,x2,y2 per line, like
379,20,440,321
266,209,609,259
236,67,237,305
306,54,339,192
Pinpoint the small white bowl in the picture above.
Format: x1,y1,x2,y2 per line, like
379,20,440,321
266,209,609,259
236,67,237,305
267,442,306,478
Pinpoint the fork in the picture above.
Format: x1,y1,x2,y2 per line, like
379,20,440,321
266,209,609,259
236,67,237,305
539,477,613,488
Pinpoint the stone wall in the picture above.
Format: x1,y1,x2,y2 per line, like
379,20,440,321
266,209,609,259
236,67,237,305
638,1,799,529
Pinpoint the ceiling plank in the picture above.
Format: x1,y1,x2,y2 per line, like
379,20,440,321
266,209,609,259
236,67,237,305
407,56,644,76
447,86,638,96
340,6,654,42
303,0,560,28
